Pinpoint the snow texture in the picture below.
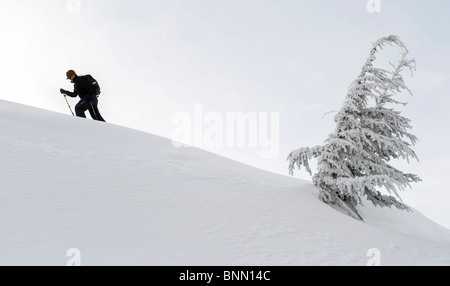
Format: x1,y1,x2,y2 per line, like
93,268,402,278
1,99,450,266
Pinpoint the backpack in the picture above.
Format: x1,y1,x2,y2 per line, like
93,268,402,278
83,74,101,97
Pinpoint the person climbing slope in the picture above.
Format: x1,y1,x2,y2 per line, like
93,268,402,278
60,69,105,122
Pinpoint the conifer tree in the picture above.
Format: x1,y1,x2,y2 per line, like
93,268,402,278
288,35,421,219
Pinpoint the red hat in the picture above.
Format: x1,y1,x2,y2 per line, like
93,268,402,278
66,70,76,79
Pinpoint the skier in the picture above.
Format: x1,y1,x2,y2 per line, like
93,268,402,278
60,70,106,122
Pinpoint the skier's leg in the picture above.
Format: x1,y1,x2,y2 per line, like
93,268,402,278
88,98,106,122
75,100,89,118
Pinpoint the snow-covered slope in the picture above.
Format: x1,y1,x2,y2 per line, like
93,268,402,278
1,99,449,266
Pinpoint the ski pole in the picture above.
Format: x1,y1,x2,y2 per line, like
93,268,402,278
64,94,75,116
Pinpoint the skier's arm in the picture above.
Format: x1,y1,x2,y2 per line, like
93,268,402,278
61,86,79,98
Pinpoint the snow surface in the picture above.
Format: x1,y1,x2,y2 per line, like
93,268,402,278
1,99,449,266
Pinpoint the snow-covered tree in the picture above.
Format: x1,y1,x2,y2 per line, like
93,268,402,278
288,35,421,220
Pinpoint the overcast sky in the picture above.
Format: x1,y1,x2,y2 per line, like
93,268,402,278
1,0,450,228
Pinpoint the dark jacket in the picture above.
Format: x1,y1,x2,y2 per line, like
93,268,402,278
65,75,96,100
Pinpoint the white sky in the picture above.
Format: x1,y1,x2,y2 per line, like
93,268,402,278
1,0,449,228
